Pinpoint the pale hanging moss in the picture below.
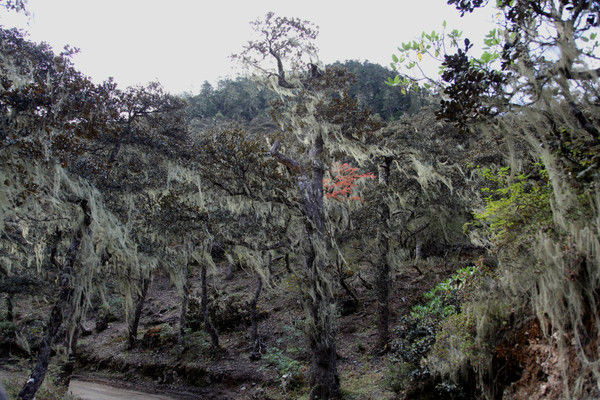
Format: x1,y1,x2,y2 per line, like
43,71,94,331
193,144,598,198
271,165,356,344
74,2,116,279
427,88,600,398
0,147,146,344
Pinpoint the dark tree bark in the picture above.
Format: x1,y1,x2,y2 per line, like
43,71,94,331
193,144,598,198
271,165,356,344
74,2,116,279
19,199,91,400
178,267,190,343
249,272,263,360
271,128,340,399
59,326,78,392
225,261,234,280
304,135,340,400
374,157,392,354
201,263,219,348
128,274,151,349
5,295,13,322
306,242,339,400
339,274,359,316
18,285,72,400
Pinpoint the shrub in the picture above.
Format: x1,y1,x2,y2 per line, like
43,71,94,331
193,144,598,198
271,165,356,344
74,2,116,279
388,265,481,393
140,324,178,349
426,313,483,378
96,297,125,332
261,347,305,390
465,163,552,247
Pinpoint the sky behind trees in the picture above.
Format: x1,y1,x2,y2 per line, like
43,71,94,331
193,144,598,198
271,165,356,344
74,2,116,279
0,0,496,94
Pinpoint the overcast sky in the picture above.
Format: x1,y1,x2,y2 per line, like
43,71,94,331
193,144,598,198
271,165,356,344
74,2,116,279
1,0,497,94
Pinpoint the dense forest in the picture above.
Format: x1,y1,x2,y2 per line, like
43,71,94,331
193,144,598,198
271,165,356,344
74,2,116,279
0,1,599,400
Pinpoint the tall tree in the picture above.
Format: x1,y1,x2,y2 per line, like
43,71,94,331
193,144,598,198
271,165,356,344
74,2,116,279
235,12,383,399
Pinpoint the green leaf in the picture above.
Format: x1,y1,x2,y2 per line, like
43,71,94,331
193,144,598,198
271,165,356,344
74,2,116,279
392,54,399,63
443,20,447,28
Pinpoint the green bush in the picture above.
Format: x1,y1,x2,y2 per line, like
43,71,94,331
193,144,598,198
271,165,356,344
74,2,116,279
466,164,552,246
426,313,483,377
96,297,125,331
0,321,16,337
388,265,481,393
410,265,477,320
262,347,305,389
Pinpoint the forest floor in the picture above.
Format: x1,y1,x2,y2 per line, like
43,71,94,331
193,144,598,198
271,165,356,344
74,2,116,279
3,254,470,400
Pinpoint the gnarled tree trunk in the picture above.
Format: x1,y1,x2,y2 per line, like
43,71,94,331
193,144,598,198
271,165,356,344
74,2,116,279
375,157,392,354
5,295,13,322
271,130,340,399
249,272,263,360
201,262,219,348
19,199,91,400
128,274,151,349
179,266,190,343
303,134,340,400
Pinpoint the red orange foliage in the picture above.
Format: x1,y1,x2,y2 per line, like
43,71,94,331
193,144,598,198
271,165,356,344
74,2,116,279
323,162,375,201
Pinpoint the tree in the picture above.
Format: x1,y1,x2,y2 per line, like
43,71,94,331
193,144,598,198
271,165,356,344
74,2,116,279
388,2,600,397
0,0,27,14
235,12,338,398
235,12,386,398
0,28,177,398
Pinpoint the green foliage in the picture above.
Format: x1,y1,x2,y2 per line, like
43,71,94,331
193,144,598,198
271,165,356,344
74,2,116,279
185,78,273,122
97,297,124,323
385,361,419,393
388,22,465,92
2,367,80,400
426,313,484,376
388,265,482,394
186,61,425,122
466,164,552,246
180,330,213,357
410,265,477,320
332,60,427,118
262,347,305,389
0,320,15,337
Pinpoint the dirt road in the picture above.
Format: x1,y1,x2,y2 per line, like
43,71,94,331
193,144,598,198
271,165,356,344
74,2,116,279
68,379,179,400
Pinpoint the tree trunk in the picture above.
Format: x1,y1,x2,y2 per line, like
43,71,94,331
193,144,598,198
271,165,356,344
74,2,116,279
375,158,392,354
59,324,80,391
269,114,339,398
284,253,292,273
179,267,190,343
128,274,151,349
415,239,422,261
18,285,72,400
225,261,234,280
375,254,390,354
306,240,339,400
249,272,263,360
5,295,13,322
302,133,340,400
20,199,90,400
201,263,219,348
